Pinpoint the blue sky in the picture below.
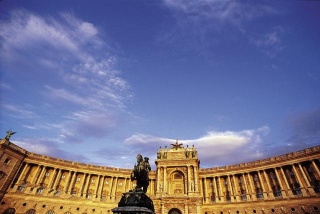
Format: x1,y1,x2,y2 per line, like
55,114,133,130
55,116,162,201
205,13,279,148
0,0,319,169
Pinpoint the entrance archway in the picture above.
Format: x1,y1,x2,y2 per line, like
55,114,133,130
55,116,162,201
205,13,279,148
168,208,182,214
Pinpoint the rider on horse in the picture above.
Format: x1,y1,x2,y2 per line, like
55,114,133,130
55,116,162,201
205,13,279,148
131,154,151,193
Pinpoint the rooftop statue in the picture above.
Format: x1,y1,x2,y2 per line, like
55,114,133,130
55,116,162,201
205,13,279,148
171,139,183,149
130,154,151,193
5,130,16,141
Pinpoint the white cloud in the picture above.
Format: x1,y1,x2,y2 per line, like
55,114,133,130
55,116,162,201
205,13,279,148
125,126,270,167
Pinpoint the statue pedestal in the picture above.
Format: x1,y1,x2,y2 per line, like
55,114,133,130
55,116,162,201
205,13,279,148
112,189,154,214
112,206,154,214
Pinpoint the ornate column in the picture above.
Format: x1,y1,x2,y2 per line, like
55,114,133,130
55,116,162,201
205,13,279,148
52,169,62,191
161,202,165,214
218,176,224,202
63,171,72,193
123,177,127,192
26,165,40,193
203,178,208,203
227,175,234,202
43,168,57,195
93,175,101,200
199,177,204,201
83,174,91,198
312,160,320,178
37,166,47,185
194,166,199,192
263,170,274,199
280,167,293,197
17,162,29,183
298,163,316,196
184,203,188,214
12,162,29,191
232,175,240,202
148,179,152,194
248,173,257,201
67,171,77,194
163,167,167,194
97,176,105,200
291,164,308,196
257,170,267,198
46,168,57,190
112,177,119,201
242,173,250,200
242,173,251,200
187,166,191,193
156,168,160,193
213,177,218,202
274,168,287,198
78,173,87,197
299,163,311,186
30,165,41,184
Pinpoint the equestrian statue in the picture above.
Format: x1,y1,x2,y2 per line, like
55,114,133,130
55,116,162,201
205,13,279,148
130,154,151,193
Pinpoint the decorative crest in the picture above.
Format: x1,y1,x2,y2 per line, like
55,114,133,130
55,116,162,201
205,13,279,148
171,139,183,149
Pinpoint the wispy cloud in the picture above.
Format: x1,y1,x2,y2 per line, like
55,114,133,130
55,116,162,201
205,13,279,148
0,10,132,143
250,26,285,57
125,126,270,167
15,138,89,163
159,0,282,57
162,0,278,27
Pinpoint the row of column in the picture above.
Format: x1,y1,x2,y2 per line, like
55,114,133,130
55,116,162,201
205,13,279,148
11,162,133,201
156,165,199,195
202,160,320,203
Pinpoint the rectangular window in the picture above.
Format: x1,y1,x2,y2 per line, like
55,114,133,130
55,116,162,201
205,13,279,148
0,171,5,179
4,158,11,165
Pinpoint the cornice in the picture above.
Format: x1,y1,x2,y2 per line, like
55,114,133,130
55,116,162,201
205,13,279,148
199,145,320,175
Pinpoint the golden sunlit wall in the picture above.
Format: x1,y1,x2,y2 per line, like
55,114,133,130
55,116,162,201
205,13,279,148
0,139,320,214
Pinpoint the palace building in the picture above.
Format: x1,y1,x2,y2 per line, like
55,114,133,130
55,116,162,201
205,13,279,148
0,138,320,214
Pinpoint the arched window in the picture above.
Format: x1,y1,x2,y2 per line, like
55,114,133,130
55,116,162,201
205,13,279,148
173,172,183,179
26,209,36,214
168,208,182,214
46,210,54,214
4,208,16,214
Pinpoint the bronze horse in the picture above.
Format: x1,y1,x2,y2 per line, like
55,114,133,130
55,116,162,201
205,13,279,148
130,154,151,193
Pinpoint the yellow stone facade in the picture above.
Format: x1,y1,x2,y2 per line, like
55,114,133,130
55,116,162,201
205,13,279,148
0,139,320,214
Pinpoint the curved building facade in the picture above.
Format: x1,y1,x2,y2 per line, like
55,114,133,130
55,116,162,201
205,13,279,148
0,139,320,214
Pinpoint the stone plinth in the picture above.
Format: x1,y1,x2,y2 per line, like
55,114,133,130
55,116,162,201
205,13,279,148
112,189,155,214
112,206,154,214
